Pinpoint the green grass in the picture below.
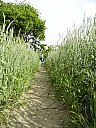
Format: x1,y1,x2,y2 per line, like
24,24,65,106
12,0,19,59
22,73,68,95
46,16,96,127
0,28,40,113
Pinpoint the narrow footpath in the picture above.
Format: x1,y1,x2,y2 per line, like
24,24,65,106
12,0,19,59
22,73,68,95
3,66,70,128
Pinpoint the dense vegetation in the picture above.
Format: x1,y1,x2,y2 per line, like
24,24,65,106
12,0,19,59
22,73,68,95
0,0,96,127
0,0,46,123
0,26,40,114
0,0,47,125
0,0,46,40
46,16,96,127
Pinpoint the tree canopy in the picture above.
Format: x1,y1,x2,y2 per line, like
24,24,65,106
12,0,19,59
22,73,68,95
0,0,46,41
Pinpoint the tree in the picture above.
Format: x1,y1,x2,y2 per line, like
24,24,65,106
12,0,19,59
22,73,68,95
39,43,47,51
38,43,48,59
0,0,46,41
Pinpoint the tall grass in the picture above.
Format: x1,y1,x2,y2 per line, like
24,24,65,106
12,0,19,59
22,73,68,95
0,27,40,111
46,16,96,127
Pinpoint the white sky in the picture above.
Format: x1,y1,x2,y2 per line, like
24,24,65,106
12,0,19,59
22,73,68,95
2,0,96,45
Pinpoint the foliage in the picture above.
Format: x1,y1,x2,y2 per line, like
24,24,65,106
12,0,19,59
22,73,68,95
0,27,40,113
39,43,48,58
39,43,47,51
46,16,96,127
0,0,46,41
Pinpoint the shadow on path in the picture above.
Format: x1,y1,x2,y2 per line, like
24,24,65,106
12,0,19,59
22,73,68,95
2,66,69,128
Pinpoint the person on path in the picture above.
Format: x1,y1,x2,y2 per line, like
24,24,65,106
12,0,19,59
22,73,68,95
40,54,44,65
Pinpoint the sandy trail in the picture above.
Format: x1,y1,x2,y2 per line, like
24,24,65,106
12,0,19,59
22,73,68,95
3,66,69,128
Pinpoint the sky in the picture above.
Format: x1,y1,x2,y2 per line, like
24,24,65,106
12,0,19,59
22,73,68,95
2,0,96,45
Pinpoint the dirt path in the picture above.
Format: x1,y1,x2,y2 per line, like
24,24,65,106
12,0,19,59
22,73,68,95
3,66,69,128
